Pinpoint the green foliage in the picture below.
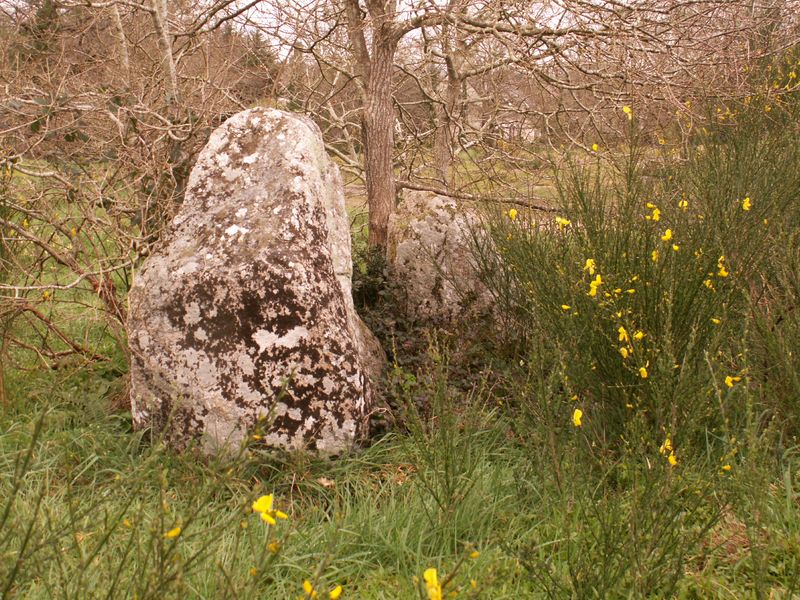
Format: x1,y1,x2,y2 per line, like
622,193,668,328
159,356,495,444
477,97,800,446
467,96,800,598
3,81,800,599
0,364,532,599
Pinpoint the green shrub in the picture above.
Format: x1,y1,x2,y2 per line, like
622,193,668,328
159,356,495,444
476,99,800,451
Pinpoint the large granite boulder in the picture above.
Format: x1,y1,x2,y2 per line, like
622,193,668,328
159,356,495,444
128,108,383,456
387,191,491,322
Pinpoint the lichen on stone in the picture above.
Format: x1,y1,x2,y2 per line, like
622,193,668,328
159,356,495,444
128,108,384,456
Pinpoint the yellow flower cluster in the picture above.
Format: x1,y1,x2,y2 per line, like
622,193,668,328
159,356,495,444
302,580,343,599
424,568,442,600
622,105,633,121
659,438,677,466
588,274,603,297
725,375,742,388
252,494,288,526
555,216,571,230
717,256,729,278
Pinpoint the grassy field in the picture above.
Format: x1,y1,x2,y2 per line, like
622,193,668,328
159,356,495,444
2,96,800,599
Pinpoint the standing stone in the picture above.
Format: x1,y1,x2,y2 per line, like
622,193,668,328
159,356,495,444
128,108,382,455
387,190,491,322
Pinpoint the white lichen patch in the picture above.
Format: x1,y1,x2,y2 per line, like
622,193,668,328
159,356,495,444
224,224,250,237
184,302,201,326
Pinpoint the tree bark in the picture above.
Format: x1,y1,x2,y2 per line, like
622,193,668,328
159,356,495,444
151,0,179,105
432,11,467,188
363,40,396,251
343,0,400,253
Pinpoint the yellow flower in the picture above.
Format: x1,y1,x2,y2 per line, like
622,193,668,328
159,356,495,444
651,249,659,263
470,579,478,589
470,550,480,559
672,244,680,252
659,438,673,455
619,346,630,359
639,366,648,379
587,274,602,297
618,326,630,343
711,317,721,325
164,526,181,539
583,258,596,275
508,208,518,221
268,541,280,554
572,408,583,427
592,143,599,152
724,375,741,388
622,105,633,120
249,567,258,577
742,197,752,211
661,229,673,242
252,494,289,526
122,518,132,528
704,279,714,290
561,304,571,311
644,206,661,221
424,568,443,600
717,256,729,277
668,452,677,467
303,580,318,599
721,464,732,472
555,216,571,229
22,218,29,229
658,137,666,145
329,585,343,599
678,198,688,210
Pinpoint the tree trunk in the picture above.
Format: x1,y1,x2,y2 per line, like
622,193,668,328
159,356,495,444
364,41,396,251
432,84,450,183
433,71,462,187
433,18,466,188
